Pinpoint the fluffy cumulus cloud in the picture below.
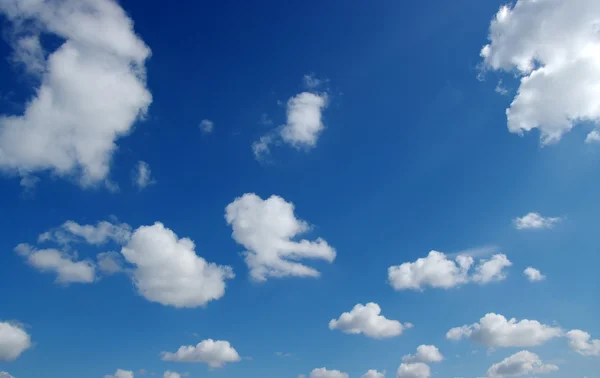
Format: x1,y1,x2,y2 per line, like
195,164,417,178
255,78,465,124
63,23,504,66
329,302,410,339
121,222,234,308
104,369,134,378
446,313,563,348
310,368,348,378
480,0,600,144
0,0,152,186
132,161,155,190
14,243,95,284
566,330,600,356
225,193,336,281
396,363,430,378
486,351,558,378
388,251,511,291
523,267,546,282
39,220,132,246
402,345,443,363
0,322,31,361
362,370,385,378
513,213,561,230
161,339,241,368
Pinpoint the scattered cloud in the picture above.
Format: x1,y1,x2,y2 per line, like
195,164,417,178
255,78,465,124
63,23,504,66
388,250,511,291
225,193,335,281
395,362,430,378
96,251,125,275
303,73,325,89
329,302,411,339
402,345,443,363
161,339,241,368
479,0,600,144
38,220,132,246
275,351,292,357
104,369,134,378
163,372,180,378
0,372,15,378
19,175,39,192
446,313,563,347
486,350,558,377
252,135,275,161
513,213,561,230
494,80,508,95
309,368,348,378
200,119,214,134
585,130,600,144
132,161,155,190
523,267,546,282
14,243,96,284
566,330,600,356
121,222,234,308
362,370,385,378
396,345,443,378
0,0,152,186
0,322,32,361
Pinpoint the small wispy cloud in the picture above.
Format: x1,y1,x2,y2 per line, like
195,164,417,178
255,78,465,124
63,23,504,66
199,119,214,134
514,212,561,230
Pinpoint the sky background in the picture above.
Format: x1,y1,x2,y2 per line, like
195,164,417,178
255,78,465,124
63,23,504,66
0,0,599,377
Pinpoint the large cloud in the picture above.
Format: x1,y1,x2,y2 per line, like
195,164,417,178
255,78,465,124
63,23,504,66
388,251,511,291
479,0,600,143
225,193,335,281
0,0,152,186
395,363,430,378
309,368,348,378
486,351,558,377
329,302,411,339
0,322,32,361
566,330,600,356
161,339,241,368
446,313,563,348
121,223,234,308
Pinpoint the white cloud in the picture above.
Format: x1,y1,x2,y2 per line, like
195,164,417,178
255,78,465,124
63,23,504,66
280,92,328,148
200,119,214,134
329,302,410,339
513,213,561,230
161,339,241,368
0,322,31,361
523,267,546,282
38,220,131,245
486,350,558,377
0,0,152,186
96,251,124,275
121,222,234,308
163,372,180,378
105,369,134,378
252,134,274,161
480,0,600,144
585,130,600,143
566,330,600,356
14,243,95,284
446,313,563,348
362,370,385,378
275,351,292,357
0,372,15,378
388,251,511,291
396,363,430,378
309,368,349,378
303,73,324,89
132,161,155,190
402,345,443,363
19,175,39,192
225,193,336,281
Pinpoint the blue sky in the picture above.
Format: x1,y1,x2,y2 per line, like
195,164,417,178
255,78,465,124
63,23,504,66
0,1,599,378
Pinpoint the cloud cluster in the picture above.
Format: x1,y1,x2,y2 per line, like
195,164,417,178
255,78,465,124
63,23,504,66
39,220,132,245
0,322,32,361
396,345,443,378
161,339,241,368
225,193,335,281
446,313,563,347
486,351,558,378
309,368,349,378
329,302,411,339
0,0,152,186
480,0,600,144
513,213,561,230
388,251,511,291
566,330,600,356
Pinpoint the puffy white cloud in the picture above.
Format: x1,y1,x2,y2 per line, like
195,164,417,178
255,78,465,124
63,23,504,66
480,0,600,144
225,193,335,281
39,220,132,245
200,119,214,134
14,243,95,284
566,330,600,356
280,92,328,148
0,0,152,186
309,368,348,378
388,251,511,291
329,302,410,339
161,339,241,367
105,369,134,378
396,363,430,378
362,370,385,378
513,213,560,230
523,267,546,282
0,322,31,361
121,222,234,308
132,161,155,190
446,313,563,347
585,130,600,144
163,372,180,378
402,345,443,363
96,251,125,275
486,351,558,377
